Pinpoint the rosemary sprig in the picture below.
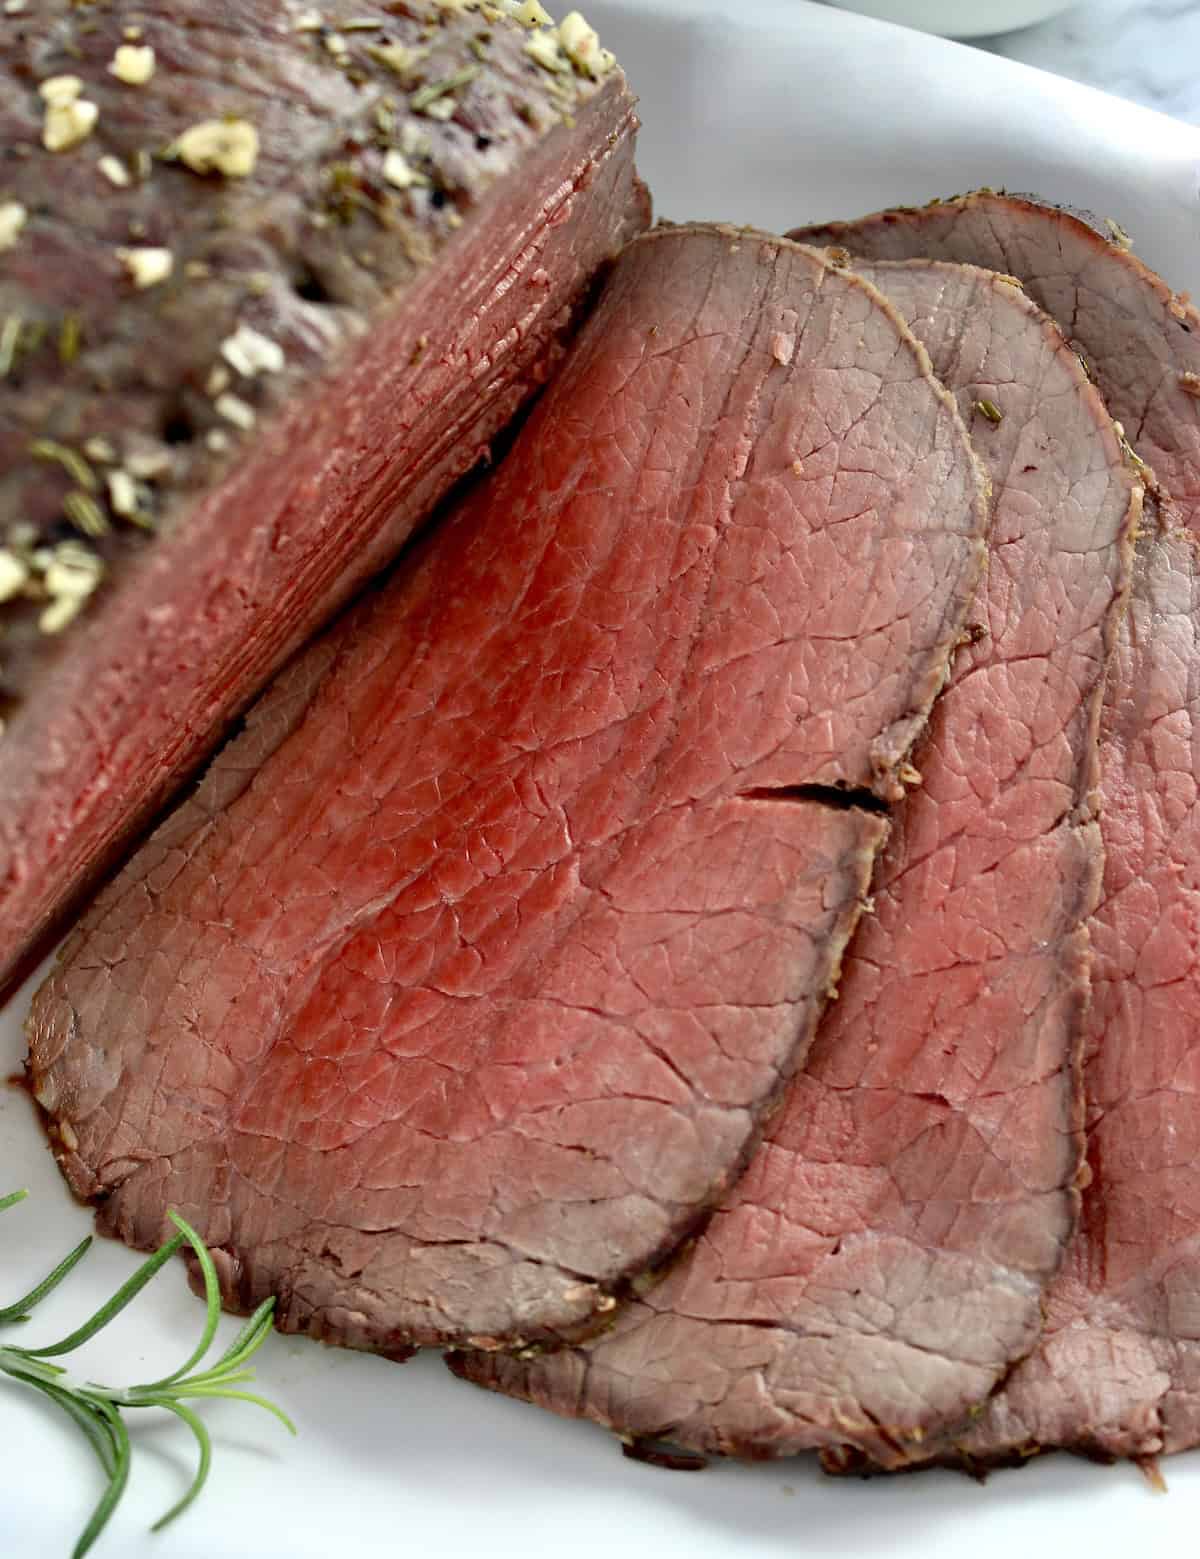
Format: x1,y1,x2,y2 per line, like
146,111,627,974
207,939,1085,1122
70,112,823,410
0,1190,295,1557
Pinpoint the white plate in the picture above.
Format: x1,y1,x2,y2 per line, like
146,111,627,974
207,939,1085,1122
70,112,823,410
5,4,1200,1555
823,0,1074,39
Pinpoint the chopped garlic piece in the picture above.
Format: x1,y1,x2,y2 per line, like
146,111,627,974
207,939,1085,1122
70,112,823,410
40,596,85,634
293,7,323,29
97,154,131,187
125,447,172,479
39,544,104,635
39,75,85,106
0,550,29,603
382,149,425,190
0,201,27,254
368,41,427,77
106,469,140,518
215,392,257,431
557,11,594,61
43,91,99,153
206,429,231,454
172,118,260,178
117,245,174,289
557,10,612,76
525,29,568,72
3,0,28,13
109,45,156,85
206,364,231,397
491,0,553,23
512,0,554,24
220,322,285,377
400,122,431,159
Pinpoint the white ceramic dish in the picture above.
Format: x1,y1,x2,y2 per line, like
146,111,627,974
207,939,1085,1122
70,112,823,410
823,0,1075,39
5,3,1200,1556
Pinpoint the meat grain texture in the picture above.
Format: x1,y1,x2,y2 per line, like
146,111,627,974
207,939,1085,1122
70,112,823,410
953,507,1200,1462
794,192,1200,527
28,226,988,1355
801,193,1200,1465
0,0,647,996
453,259,1137,1465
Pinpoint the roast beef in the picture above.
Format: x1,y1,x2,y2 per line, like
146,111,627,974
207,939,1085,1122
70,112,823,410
450,258,1137,1464
0,0,647,997
946,505,1200,1465
800,197,1200,1471
27,225,988,1355
792,192,1200,528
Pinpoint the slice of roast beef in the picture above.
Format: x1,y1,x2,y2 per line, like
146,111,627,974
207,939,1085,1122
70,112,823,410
948,506,1200,1465
801,200,1200,1471
0,0,648,998
26,225,988,1355
792,191,1200,528
449,258,1137,1465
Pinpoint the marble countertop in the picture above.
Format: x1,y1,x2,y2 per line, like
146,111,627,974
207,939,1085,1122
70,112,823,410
977,0,1200,123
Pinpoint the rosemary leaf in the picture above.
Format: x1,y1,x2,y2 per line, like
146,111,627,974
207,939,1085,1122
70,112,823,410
135,1213,220,1390
0,1234,93,1326
25,1376,120,1479
0,1351,69,1386
972,397,1004,425
147,1399,212,1531
205,1297,277,1376
169,1384,297,1434
71,1398,131,1559
15,1232,185,1360
410,63,479,112
1,1193,295,1555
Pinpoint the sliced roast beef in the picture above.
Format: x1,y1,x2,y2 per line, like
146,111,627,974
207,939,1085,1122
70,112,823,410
0,1,648,998
450,259,1137,1464
801,198,1200,1471
26,225,988,1354
792,192,1200,527
948,507,1200,1464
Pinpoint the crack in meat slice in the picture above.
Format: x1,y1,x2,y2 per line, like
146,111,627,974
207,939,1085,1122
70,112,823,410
27,226,987,1353
449,259,1137,1461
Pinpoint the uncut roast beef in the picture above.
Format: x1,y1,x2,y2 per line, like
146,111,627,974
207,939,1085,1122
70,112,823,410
0,0,647,996
27,224,988,1355
451,257,1137,1465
